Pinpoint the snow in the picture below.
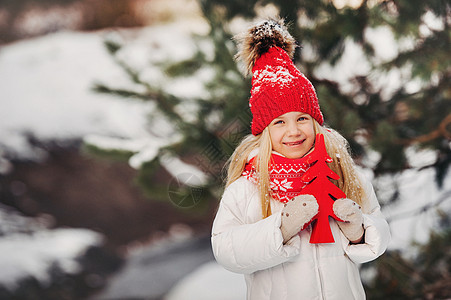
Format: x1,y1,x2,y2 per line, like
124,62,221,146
0,19,449,299
313,25,424,101
165,261,246,300
0,229,102,290
0,30,152,161
420,11,445,37
314,37,372,95
0,204,102,290
364,26,398,63
376,167,451,252
0,23,212,294
160,153,209,186
254,65,296,90
94,233,213,300
165,67,215,100
0,23,214,177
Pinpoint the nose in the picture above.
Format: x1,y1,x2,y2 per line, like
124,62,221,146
286,121,301,136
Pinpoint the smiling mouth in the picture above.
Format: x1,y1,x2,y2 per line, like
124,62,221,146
284,140,304,147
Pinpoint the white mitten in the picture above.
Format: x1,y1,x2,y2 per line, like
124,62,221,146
333,198,364,243
280,195,319,243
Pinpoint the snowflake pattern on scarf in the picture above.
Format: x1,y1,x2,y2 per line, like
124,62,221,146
270,178,293,192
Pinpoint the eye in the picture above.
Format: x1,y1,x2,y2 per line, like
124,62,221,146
273,120,284,125
297,116,308,122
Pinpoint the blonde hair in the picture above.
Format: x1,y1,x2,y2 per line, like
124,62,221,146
225,120,367,219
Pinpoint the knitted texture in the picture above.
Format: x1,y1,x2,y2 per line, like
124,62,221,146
333,198,364,242
242,152,311,203
250,46,323,135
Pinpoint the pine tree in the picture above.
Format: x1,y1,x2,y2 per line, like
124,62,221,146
88,11,252,209
89,0,449,208
88,0,450,235
363,218,451,299
88,1,450,296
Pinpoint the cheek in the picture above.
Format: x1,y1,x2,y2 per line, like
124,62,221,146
305,123,315,137
308,126,316,145
269,128,282,144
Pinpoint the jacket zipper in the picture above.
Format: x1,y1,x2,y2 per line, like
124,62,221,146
310,224,326,300
316,244,326,300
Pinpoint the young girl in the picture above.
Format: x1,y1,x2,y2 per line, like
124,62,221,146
211,18,390,300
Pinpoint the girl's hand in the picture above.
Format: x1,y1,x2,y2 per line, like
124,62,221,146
280,195,319,243
333,198,364,243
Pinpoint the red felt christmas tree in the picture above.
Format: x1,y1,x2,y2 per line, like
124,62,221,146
300,133,346,243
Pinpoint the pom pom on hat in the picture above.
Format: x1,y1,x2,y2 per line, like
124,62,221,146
234,18,296,76
234,18,324,135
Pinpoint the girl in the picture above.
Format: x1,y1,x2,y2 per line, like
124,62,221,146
211,18,390,300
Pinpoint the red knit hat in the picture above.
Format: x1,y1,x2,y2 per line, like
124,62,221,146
235,18,324,135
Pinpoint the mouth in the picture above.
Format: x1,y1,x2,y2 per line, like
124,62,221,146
283,140,305,147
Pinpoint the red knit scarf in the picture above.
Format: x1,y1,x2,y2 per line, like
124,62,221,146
242,153,312,203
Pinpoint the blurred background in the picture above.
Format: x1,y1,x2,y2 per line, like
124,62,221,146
0,0,450,299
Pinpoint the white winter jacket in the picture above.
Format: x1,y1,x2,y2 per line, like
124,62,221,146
211,175,390,300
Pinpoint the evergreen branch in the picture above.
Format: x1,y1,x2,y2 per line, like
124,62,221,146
83,143,134,162
104,39,142,84
313,78,359,110
92,82,186,131
99,34,218,150
423,276,451,299
396,113,451,145
386,190,451,223
104,39,121,55
382,253,425,289
92,83,149,100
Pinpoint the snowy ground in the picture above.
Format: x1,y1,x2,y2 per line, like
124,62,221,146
0,204,104,292
165,260,246,300
92,235,216,300
0,21,450,299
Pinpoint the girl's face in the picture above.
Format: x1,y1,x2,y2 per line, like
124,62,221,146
268,111,315,159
